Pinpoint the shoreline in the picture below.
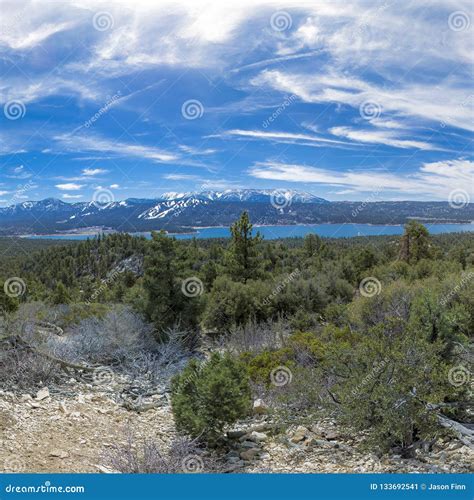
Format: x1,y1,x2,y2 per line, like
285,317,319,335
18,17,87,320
10,220,474,239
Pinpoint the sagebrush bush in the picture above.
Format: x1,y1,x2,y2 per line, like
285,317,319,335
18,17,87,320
67,306,155,364
103,429,221,473
171,353,251,444
0,344,62,389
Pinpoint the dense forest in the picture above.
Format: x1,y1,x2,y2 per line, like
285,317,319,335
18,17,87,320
0,213,473,468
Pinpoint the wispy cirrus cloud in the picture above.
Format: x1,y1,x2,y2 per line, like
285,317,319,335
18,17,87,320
249,159,474,200
213,129,354,147
54,133,180,164
252,70,474,133
0,1,471,202
329,126,444,151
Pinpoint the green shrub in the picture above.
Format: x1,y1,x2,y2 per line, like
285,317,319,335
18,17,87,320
171,353,251,444
328,325,453,455
241,331,324,384
241,348,295,385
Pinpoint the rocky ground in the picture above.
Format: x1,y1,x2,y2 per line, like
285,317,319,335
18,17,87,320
1,380,472,474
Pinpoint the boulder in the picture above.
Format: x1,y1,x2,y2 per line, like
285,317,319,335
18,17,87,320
227,429,247,439
240,440,260,449
324,430,339,440
240,448,260,461
290,426,309,443
253,399,268,415
249,431,268,443
36,387,50,401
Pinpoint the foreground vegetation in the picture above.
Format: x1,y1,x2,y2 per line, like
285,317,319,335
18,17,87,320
0,215,472,466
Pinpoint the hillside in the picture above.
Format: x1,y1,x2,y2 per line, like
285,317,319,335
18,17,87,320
0,190,473,235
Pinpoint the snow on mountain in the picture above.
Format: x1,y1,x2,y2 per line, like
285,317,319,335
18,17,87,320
0,190,329,228
138,189,327,220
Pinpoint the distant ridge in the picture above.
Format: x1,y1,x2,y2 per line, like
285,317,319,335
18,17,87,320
0,190,472,235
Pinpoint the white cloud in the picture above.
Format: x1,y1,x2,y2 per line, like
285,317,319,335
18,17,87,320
216,129,353,147
62,193,83,199
55,183,83,190
252,70,474,132
0,20,76,50
249,159,474,200
110,184,120,189
82,168,108,176
5,165,33,179
329,126,441,151
55,133,179,163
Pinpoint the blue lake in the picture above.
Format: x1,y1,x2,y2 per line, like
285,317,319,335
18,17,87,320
25,223,474,241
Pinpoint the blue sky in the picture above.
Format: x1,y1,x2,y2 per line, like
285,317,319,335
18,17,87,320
0,0,472,205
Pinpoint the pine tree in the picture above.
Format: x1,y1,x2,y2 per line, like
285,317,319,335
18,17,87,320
143,231,182,331
225,211,262,282
399,221,431,263
50,281,71,305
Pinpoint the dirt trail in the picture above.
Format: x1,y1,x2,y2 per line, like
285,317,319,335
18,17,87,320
1,386,472,474
0,386,174,473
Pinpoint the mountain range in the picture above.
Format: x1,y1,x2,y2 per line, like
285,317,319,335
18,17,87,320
0,189,472,236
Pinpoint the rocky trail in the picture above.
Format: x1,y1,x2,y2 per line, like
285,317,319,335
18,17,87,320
1,378,472,474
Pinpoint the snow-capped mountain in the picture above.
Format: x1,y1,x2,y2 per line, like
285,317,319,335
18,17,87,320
158,189,326,204
0,189,470,236
0,189,328,234
138,189,327,220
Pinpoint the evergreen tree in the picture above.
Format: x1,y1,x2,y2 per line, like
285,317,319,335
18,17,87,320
399,221,431,263
225,211,262,282
50,281,71,305
143,231,182,331
171,353,251,444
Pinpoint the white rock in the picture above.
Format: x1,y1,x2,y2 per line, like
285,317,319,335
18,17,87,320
250,431,268,442
35,387,50,401
253,399,267,415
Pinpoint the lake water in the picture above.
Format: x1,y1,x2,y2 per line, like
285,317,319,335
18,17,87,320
25,222,474,241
